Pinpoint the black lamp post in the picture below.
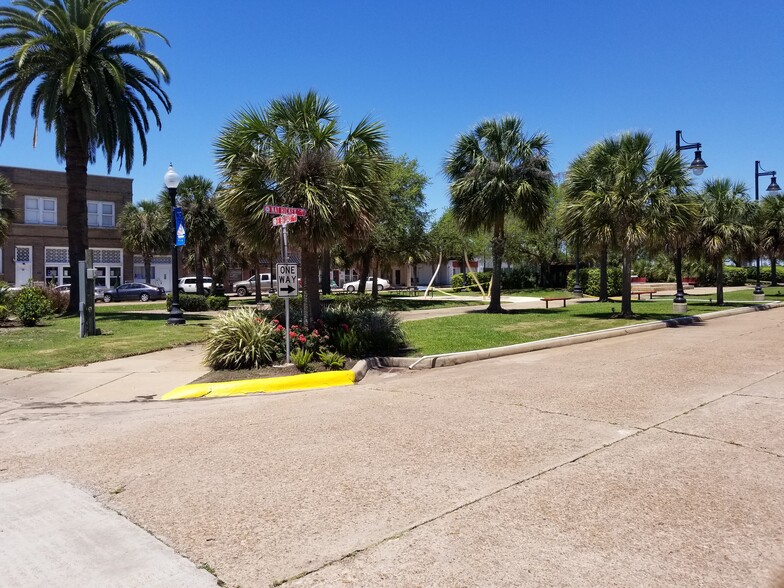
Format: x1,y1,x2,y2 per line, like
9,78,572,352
165,164,185,325
572,237,583,297
673,130,708,310
754,160,781,297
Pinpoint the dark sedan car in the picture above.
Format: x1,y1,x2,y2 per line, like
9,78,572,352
102,282,166,302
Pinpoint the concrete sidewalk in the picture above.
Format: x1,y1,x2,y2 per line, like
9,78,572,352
0,345,209,407
1,307,782,587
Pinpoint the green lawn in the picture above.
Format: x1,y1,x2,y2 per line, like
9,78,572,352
0,307,214,371
687,287,784,302
402,298,750,356
446,288,574,299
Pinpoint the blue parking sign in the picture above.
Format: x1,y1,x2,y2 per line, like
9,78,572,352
174,207,186,246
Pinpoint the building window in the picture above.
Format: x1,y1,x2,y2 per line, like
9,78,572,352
25,196,57,225
87,201,115,227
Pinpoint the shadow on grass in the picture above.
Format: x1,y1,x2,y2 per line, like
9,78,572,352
96,312,214,322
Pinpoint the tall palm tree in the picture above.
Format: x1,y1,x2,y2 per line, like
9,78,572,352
159,175,225,296
215,92,389,325
697,179,754,305
0,0,171,312
760,194,784,286
444,116,553,313
118,200,167,285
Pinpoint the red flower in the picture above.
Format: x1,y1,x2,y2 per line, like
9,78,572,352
312,329,319,336
289,332,296,338
340,323,350,332
276,325,284,331
298,335,306,343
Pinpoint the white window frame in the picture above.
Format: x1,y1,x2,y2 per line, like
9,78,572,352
24,196,57,225
87,200,115,228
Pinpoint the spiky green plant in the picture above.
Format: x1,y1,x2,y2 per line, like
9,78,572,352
290,347,313,372
317,350,346,370
203,307,277,370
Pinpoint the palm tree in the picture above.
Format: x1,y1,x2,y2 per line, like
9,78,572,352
0,0,171,312
697,179,754,305
159,176,225,296
444,116,553,313
118,200,167,285
0,173,15,246
215,91,389,325
561,144,616,301
760,194,784,286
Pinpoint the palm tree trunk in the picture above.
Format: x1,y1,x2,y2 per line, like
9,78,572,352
487,221,505,313
358,251,371,294
599,245,609,302
620,249,634,318
254,264,261,303
320,250,332,294
771,254,778,286
716,262,724,305
371,257,380,300
195,244,204,295
301,248,321,326
144,256,152,285
64,113,89,315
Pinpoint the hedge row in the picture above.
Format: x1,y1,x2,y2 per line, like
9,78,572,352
166,293,229,312
566,268,622,297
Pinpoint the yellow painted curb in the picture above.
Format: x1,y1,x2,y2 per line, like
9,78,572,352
161,370,356,401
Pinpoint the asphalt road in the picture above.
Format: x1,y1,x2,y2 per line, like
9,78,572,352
1,307,783,587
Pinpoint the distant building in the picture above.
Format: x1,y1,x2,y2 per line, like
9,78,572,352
0,165,134,288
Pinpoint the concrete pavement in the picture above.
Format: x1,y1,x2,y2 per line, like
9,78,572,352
0,307,782,586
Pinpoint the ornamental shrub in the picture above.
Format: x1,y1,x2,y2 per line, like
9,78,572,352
203,307,278,370
322,302,405,356
451,273,468,291
41,286,69,315
270,318,331,361
318,350,346,370
206,295,229,310
267,294,303,324
291,347,314,372
166,293,209,312
566,267,622,297
13,286,54,326
721,266,747,286
744,266,773,282
0,305,8,322
500,267,537,289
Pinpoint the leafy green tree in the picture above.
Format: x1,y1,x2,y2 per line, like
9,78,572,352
118,200,167,285
697,179,754,305
159,175,225,295
760,194,784,286
363,156,429,297
215,91,389,325
0,173,15,246
444,115,553,312
0,0,171,313
427,210,487,287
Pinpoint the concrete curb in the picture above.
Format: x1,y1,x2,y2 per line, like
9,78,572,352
404,301,783,370
352,357,416,382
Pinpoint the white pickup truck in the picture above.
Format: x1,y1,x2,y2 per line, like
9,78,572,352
233,273,276,296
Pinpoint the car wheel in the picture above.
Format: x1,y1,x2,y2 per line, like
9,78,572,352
236,287,247,297
103,294,112,303
377,285,384,291
140,293,150,302
346,285,355,293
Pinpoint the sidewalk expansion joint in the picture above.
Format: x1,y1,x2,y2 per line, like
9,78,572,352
62,373,134,403
481,397,631,428
654,426,784,459
272,428,645,586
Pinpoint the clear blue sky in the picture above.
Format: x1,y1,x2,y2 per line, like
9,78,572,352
2,0,783,215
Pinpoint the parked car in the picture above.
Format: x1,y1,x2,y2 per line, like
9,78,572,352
102,283,166,302
233,273,276,297
343,277,390,292
178,276,219,295
54,284,107,302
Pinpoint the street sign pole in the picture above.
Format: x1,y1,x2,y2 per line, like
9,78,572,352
282,224,290,364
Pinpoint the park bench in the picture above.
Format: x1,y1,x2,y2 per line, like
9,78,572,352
632,289,656,300
541,296,571,309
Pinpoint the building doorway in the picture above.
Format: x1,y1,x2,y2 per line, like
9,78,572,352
14,246,32,286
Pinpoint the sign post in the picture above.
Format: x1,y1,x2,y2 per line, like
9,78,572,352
264,204,306,364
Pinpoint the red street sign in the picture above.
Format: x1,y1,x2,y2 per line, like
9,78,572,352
263,205,307,217
272,214,298,227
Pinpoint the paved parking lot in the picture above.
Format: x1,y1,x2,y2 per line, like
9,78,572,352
0,307,782,587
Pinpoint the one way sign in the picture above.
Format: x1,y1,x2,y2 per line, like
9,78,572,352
275,264,299,297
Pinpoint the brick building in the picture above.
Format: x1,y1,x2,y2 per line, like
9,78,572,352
0,165,134,288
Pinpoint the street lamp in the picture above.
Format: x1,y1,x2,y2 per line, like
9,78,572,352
165,164,185,325
572,237,583,297
753,160,781,298
673,130,708,311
